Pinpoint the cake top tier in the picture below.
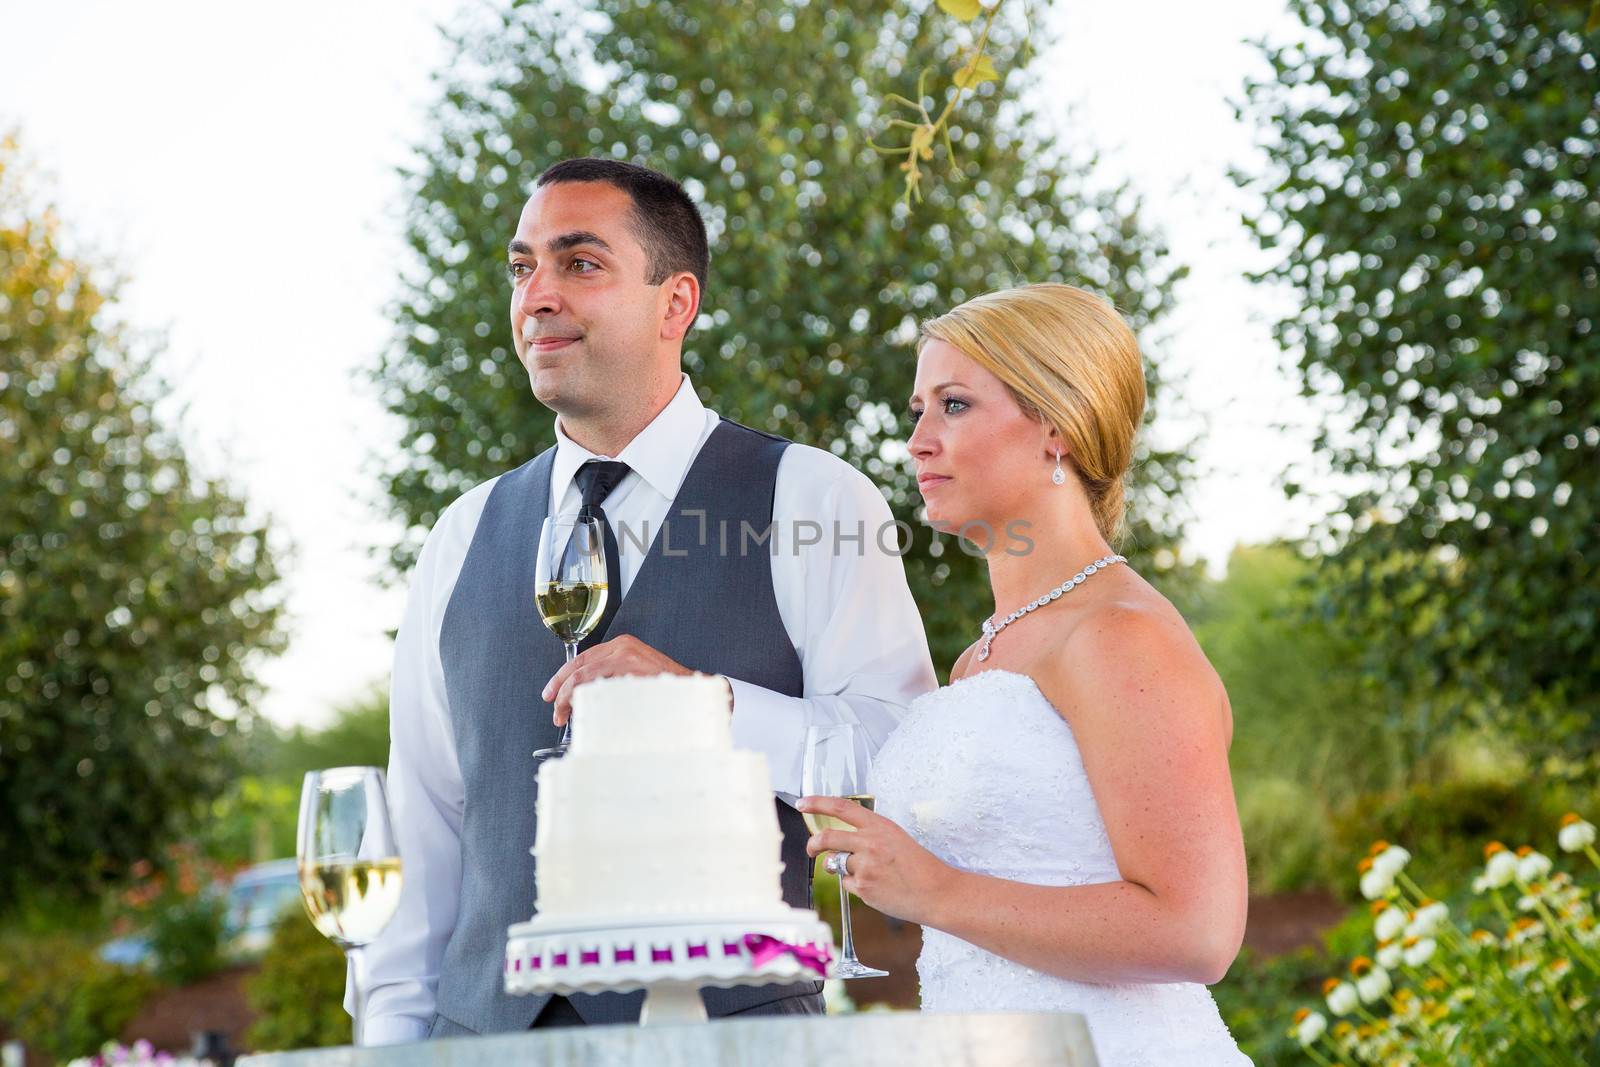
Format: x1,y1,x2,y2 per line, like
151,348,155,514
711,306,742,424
569,673,734,756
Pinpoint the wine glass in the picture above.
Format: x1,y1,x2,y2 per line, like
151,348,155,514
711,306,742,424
297,767,403,1046
802,724,889,979
532,515,609,764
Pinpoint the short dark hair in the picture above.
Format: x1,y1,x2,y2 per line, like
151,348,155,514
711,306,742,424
535,158,710,292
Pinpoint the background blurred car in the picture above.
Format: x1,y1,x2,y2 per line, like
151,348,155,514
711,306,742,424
98,858,302,968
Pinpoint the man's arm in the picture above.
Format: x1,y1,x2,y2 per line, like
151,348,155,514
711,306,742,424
349,497,478,1044
727,448,937,795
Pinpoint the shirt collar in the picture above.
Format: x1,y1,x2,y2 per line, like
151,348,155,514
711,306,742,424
551,374,706,505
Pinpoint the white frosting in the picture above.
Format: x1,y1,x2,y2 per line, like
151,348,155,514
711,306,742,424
532,673,792,924
568,672,734,756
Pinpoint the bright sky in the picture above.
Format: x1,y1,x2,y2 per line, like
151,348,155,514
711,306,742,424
2,0,1319,729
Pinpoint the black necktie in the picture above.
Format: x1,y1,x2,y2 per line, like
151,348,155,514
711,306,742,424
572,459,630,649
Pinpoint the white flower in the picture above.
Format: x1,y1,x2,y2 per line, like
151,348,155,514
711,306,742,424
1376,941,1403,969
1356,966,1392,1003
1407,900,1449,938
1484,850,1519,888
1295,1010,1328,1046
1471,873,1490,894
822,978,856,1014
1375,905,1407,942
1325,980,1360,1016
1518,850,1553,883
1559,816,1596,853
1372,845,1412,879
1360,866,1396,900
1403,937,1437,967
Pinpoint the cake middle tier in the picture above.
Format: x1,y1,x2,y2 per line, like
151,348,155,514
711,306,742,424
531,750,793,921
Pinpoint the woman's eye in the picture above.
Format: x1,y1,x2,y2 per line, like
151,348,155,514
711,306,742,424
943,397,969,414
908,407,924,423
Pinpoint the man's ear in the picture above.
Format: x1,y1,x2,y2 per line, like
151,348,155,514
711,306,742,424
660,271,701,342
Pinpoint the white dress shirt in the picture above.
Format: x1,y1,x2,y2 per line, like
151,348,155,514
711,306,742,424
356,375,937,1044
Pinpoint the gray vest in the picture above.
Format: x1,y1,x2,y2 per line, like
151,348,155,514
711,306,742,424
434,419,820,1033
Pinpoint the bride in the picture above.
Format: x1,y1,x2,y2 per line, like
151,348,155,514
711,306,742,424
799,284,1251,1064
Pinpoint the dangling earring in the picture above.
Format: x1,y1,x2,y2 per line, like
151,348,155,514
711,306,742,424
1052,450,1066,486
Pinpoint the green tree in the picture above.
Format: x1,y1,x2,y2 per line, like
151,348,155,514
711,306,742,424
376,0,1193,672
245,910,348,1052
1238,1,1599,760
0,135,286,906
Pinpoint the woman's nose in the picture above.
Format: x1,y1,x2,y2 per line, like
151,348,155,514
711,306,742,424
908,417,937,459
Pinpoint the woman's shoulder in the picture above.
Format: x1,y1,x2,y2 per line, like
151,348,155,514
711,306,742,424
947,639,983,683
1031,586,1232,741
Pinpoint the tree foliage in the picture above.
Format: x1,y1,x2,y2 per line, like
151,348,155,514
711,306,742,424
0,135,286,906
376,0,1193,672
1239,1,1599,758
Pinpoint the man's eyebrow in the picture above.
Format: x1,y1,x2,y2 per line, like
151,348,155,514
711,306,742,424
506,232,614,257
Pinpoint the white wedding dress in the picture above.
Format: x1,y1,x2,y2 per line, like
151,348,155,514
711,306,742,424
872,669,1251,1066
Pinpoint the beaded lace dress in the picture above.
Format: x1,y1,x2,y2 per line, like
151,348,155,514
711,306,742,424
873,670,1251,1066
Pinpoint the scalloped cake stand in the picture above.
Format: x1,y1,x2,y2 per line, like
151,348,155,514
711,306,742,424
505,911,836,1026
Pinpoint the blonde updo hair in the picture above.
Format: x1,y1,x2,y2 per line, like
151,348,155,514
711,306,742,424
919,283,1145,542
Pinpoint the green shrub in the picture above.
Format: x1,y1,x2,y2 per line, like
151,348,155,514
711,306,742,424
245,910,349,1051
146,890,227,986
0,933,157,1062
1329,777,1578,901
1239,777,1334,895
1214,909,1371,1067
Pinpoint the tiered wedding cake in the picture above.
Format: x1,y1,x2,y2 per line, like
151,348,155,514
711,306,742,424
505,673,833,1008
529,673,798,923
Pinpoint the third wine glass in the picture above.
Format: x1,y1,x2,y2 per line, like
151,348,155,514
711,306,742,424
802,723,888,979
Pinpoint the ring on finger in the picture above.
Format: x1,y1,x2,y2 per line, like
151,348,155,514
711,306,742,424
825,851,852,877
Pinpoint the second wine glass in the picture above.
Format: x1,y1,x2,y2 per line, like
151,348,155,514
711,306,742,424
297,767,403,1046
533,514,609,764
802,723,889,979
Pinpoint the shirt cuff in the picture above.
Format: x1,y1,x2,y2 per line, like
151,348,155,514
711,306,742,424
725,676,804,797
360,1013,432,1046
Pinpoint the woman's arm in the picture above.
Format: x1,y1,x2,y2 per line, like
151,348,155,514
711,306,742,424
802,603,1248,986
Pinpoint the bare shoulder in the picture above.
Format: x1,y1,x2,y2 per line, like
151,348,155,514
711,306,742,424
1035,589,1233,746
948,640,982,684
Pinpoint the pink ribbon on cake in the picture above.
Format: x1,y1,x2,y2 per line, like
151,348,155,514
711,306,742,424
742,933,833,977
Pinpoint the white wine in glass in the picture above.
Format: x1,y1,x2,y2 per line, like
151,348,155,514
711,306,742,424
533,515,609,764
803,725,888,980
298,767,402,1046
801,794,876,833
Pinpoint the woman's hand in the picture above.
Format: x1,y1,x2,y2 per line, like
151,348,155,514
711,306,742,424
798,795,963,927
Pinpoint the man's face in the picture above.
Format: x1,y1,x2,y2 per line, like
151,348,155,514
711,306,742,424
507,181,666,419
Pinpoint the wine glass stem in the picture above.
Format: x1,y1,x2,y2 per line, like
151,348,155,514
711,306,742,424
837,871,861,964
557,642,579,746
348,945,366,1046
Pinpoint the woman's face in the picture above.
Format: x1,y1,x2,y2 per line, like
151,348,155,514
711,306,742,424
908,339,1053,543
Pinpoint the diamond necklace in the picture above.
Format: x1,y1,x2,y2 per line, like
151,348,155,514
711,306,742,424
977,554,1128,662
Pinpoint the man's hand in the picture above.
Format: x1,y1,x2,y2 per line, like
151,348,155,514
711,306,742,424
540,635,729,726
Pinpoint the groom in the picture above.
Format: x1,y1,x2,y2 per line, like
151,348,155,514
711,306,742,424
357,158,936,1041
